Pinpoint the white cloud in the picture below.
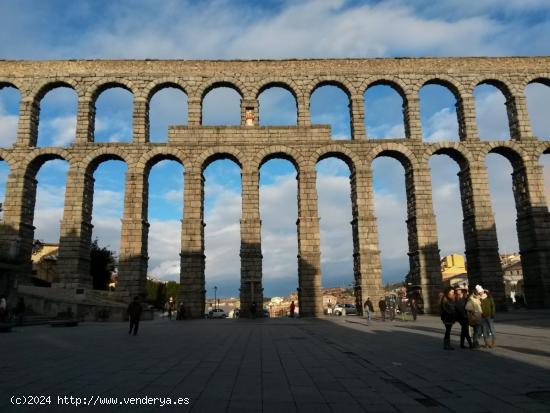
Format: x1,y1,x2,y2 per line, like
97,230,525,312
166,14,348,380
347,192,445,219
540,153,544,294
0,100,18,147
48,116,76,147
424,107,459,142
525,83,550,139
162,190,183,203
147,219,181,281
475,89,511,140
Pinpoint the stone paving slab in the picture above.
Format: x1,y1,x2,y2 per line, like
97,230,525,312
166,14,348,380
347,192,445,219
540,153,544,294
1,310,549,412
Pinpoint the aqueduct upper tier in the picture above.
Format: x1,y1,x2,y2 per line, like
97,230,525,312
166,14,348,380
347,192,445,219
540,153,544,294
0,57,549,317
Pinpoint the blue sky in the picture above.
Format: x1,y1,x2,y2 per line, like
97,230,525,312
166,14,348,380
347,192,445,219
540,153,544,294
1,0,550,298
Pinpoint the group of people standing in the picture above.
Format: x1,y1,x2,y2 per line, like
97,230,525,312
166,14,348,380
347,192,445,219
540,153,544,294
364,296,418,322
440,284,496,350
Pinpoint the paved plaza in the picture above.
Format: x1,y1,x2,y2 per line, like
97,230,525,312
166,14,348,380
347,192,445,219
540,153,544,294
1,311,550,412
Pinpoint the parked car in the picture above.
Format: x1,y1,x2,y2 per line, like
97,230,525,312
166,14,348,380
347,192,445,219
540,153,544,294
262,308,270,318
207,309,227,319
333,304,357,316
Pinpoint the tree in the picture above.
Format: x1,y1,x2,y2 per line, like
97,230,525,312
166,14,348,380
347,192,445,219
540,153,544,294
90,239,116,290
155,282,166,309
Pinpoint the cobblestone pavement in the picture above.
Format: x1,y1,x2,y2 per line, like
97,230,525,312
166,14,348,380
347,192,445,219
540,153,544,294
1,310,550,412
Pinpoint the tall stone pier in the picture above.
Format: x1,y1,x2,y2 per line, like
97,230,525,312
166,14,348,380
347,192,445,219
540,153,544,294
1,57,549,316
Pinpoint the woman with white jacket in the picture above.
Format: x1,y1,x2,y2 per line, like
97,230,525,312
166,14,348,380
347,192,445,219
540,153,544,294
465,288,483,349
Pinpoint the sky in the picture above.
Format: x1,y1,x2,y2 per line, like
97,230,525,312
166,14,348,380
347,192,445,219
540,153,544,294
1,0,550,298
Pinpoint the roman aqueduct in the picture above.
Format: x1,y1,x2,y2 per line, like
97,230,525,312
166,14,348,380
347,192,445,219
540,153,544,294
0,57,549,317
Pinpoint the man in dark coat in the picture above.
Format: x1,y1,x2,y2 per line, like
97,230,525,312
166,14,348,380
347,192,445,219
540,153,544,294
440,287,457,350
364,297,374,321
378,297,387,321
127,296,142,336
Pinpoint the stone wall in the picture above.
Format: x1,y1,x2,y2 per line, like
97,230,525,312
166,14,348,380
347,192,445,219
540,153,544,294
1,57,550,316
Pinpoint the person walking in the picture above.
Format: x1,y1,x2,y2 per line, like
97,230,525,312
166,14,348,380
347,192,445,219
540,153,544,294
127,296,142,336
388,299,396,321
178,302,185,320
15,297,26,326
167,297,174,320
479,286,496,348
250,301,257,319
465,287,483,349
0,295,7,322
440,287,456,350
378,297,387,321
399,298,408,321
410,298,418,321
364,297,374,322
454,288,473,349
289,301,296,318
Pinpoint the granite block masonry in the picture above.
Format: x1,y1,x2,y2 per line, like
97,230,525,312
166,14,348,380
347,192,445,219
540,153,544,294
1,57,549,317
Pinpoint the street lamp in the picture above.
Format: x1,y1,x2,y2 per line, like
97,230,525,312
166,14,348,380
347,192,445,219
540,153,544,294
214,286,217,310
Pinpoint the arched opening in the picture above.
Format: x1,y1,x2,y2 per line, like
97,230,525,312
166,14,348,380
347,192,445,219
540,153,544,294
485,151,522,303
474,83,511,140
37,86,77,147
316,157,354,309
90,159,127,289
372,156,409,289
420,83,459,142
259,158,298,316
146,158,184,307
525,80,550,140
203,158,242,313
0,159,9,220
258,86,297,126
0,85,20,148
149,87,188,142
310,84,351,140
364,83,405,139
32,158,69,286
202,86,241,126
94,87,133,142
429,153,467,285
540,152,550,209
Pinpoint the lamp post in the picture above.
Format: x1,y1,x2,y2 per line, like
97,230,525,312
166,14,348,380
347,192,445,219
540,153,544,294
214,286,217,310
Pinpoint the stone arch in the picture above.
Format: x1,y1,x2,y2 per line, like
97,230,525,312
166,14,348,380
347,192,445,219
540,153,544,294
138,147,187,170
83,148,131,176
0,80,22,95
87,78,136,102
142,79,189,101
23,149,71,177
199,78,245,100
196,146,245,172
254,145,303,172
360,77,408,100
538,142,550,159
369,142,418,170
309,77,355,98
521,75,550,90
469,77,517,98
417,75,465,101
424,143,473,171
255,79,300,100
313,144,361,174
486,144,527,169
0,149,13,166
31,78,81,103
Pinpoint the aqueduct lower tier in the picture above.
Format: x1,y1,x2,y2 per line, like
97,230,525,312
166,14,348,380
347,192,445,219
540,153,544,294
1,57,550,317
